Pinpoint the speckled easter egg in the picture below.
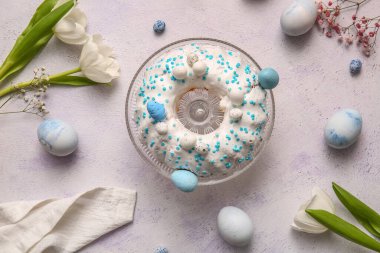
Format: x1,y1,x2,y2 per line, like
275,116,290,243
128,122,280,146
324,109,362,149
171,170,198,192
280,0,318,36
172,66,187,80
37,119,78,156
147,101,166,122
217,206,253,247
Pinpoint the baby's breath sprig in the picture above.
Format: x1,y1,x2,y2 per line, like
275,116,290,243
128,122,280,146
317,0,380,56
0,68,50,117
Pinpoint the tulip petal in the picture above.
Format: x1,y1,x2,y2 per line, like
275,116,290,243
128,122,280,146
291,187,335,234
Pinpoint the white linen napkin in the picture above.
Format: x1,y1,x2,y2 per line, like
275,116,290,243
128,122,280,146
0,187,137,253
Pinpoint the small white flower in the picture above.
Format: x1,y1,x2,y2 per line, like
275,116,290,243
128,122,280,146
291,187,335,234
54,7,88,45
79,34,120,83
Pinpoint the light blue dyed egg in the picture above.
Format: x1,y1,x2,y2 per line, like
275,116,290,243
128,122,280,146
147,101,166,122
258,68,279,89
280,0,318,36
154,246,168,253
170,170,198,192
37,119,78,156
324,109,362,149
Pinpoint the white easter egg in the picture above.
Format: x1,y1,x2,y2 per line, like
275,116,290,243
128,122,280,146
217,206,253,247
229,108,243,121
193,61,207,77
324,109,362,149
180,134,197,150
280,0,318,36
172,66,187,80
37,119,78,156
155,122,168,135
229,89,245,106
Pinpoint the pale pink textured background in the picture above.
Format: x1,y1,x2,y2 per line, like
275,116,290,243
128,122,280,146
1,0,380,252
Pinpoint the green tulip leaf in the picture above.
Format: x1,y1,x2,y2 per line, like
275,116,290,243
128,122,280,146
306,209,380,252
333,182,380,238
14,0,58,48
49,75,107,86
0,0,74,82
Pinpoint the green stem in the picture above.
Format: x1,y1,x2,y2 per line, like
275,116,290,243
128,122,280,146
0,67,81,98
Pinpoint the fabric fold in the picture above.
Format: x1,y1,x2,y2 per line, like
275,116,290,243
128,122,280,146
0,187,137,253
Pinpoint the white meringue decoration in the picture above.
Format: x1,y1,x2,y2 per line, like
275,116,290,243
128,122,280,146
54,8,88,45
229,108,243,121
79,34,120,83
192,61,207,77
280,0,318,36
195,142,208,155
187,53,199,66
229,88,245,106
291,187,335,234
155,122,168,135
180,134,197,150
172,66,187,80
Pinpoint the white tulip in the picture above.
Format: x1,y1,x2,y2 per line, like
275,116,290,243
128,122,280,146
291,187,335,234
79,34,120,83
54,7,88,45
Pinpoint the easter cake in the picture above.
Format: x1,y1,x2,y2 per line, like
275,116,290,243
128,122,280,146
128,39,278,192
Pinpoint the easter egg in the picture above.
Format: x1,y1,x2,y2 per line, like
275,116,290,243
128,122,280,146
324,109,362,149
349,59,362,75
171,170,198,192
280,0,318,36
217,206,253,247
153,20,166,33
172,66,187,80
147,101,166,122
37,119,78,156
192,61,207,77
154,246,169,253
258,68,279,89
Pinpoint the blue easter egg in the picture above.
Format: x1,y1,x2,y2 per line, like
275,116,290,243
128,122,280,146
37,119,78,156
258,68,279,89
147,101,166,122
170,170,198,192
153,20,166,33
350,59,362,75
324,109,362,149
154,246,169,253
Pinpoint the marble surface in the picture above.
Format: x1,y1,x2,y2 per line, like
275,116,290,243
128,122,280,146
1,0,380,252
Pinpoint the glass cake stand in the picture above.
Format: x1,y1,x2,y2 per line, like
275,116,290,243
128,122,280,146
125,38,275,186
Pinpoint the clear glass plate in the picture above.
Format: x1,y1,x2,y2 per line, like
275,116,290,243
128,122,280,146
125,38,275,185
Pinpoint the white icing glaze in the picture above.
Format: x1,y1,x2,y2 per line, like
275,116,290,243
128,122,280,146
134,43,268,177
